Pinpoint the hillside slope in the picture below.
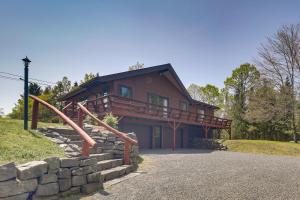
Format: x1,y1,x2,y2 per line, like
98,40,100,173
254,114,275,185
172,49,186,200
0,118,65,164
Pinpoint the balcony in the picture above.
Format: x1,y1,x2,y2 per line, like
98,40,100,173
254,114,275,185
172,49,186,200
79,95,231,129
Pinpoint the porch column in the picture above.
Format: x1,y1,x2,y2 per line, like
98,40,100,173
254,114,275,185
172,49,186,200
173,120,176,151
203,126,209,139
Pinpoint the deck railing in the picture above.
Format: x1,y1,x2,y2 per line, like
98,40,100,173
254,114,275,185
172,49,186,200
83,95,231,129
29,95,96,156
77,102,138,165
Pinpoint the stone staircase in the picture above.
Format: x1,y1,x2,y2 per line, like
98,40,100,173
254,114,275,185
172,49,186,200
39,126,138,183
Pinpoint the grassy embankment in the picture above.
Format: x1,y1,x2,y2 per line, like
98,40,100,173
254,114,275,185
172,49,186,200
0,118,65,164
223,139,300,157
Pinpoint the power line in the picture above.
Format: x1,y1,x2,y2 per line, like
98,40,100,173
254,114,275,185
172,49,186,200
0,75,22,81
19,78,52,86
0,71,56,85
0,74,53,86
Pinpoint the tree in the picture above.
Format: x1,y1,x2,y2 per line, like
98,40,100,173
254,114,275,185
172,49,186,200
198,84,221,106
188,84,222,106
29,82,42,96
73,81,78,87
0,108,4,117
224,63,260,138
245,79,288,140
128,62,144,71
80,73,98,84
257,24,300,142
187,84,201,100
43,86,52,95
52,77,71,98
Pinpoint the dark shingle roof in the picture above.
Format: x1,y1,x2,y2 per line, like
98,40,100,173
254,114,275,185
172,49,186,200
59,63,219,109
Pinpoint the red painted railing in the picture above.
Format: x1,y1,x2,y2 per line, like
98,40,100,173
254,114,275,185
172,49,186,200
29,95,96,157
83,95,231,129
77,102,138,165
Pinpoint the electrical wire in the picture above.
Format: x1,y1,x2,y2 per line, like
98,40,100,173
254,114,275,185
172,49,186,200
0,74,53,86
0,71,56,85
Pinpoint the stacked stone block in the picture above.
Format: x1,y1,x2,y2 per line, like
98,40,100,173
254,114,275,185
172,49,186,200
0,157,103,200
39,125,139,163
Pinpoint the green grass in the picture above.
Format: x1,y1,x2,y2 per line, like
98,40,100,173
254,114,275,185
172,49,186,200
0,118,65,164
223,139,300,157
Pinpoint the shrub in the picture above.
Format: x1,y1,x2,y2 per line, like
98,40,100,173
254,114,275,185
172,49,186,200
102,112,118,129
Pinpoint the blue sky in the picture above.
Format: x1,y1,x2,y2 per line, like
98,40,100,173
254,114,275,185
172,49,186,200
0,0,299,114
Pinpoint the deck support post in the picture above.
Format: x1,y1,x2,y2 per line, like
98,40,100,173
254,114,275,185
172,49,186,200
77,108,83,128
31,100,39,129
173,120,176,151
203,126,210,139
168,120,181,151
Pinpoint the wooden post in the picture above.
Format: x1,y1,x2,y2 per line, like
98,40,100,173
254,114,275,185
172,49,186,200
77,108,83,128
31,100,39,129
124,142,131,165
81,141,90,157
173,120,176,151
204,126,208,139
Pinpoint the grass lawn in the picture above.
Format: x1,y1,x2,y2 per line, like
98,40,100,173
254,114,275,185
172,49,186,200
223,139,300,157
0,118,65,164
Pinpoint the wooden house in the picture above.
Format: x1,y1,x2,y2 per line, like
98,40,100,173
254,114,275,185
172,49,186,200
60,64,231,149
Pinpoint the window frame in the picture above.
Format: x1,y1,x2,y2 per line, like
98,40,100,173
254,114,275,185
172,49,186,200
119,84,133,98
179,101,188,112
147,92,169,117
102,85,110,96
197,107,205,119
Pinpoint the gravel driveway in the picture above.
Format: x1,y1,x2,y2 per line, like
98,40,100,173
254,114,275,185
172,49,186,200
84,149,300,200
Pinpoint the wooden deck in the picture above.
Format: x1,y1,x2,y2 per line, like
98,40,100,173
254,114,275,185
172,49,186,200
77,95,232,129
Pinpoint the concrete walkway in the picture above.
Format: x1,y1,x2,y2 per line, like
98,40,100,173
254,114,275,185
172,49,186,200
83,149,300,200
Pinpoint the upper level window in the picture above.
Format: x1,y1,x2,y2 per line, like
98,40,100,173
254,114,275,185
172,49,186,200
197,107,205,118
120,85,132,98
148,93,168,107
180,101,188,111
148,93,169,117
102,85,110,96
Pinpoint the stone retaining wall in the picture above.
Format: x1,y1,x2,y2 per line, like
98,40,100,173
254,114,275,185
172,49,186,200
41,125,139,169
0,157,102,200
85,125,139,167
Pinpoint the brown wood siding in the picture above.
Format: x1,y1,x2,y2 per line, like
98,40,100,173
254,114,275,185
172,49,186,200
112,72,214,115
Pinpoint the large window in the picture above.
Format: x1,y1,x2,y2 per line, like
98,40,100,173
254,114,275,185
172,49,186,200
180,101,188,111
197,107,205,119
101,85,110,96
148,93,169,117
120,85,132,98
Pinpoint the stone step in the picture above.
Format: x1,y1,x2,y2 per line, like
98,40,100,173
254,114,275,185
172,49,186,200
97,159,123,170
102,165,134,182
89,147,103,154
89,153,113,162
65,151,81,157
47,128,76,135
67,140,83,146
62,135,82,141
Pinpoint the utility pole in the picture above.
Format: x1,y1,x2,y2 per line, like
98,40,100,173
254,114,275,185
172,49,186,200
22,56,31,130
